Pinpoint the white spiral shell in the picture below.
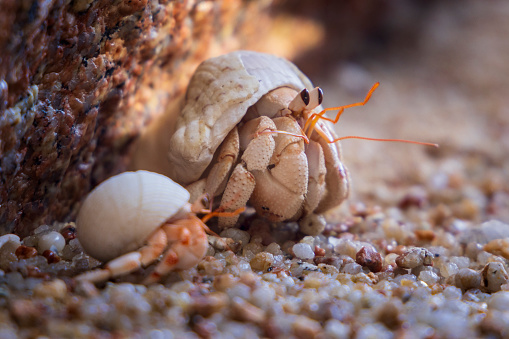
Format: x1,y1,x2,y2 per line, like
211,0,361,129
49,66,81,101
77,170,190,262
167,50,315,185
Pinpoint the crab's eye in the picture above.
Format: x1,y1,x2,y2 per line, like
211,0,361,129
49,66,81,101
306,87,323,110
300,89,310,106
200,194,210,208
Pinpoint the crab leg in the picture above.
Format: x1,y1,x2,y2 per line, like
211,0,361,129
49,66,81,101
143,216,208,284
303,139,326,215
217,164,256,229
75,228,168,283
205,128,240,197
313,126,350,213
239,116,277,171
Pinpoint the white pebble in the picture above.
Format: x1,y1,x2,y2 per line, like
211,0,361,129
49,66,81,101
488,291,509,311
324,319,350,339
342,263,362,275
443,286,462,300
419,270,440,285
293,243,315,260
38,231,66,253
0,234,20,250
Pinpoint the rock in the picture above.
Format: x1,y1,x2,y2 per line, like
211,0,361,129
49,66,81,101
0,0,276,236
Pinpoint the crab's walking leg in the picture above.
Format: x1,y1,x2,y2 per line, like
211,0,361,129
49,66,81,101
313,128,350,213
239,116,277,171
205,128,240,197
143,216,208,284
215,116,277,228
303,139,326,214
218,164,255,229
75,228,168,283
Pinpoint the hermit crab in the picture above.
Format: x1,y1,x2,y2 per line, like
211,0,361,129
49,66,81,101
75,170,232,284
132,51,434,235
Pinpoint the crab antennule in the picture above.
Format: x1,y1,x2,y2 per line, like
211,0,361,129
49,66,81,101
332,135,439,147
260,129,310,144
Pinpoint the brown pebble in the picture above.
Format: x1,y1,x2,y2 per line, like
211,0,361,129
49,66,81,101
42,250,61,264
356,247,383,273
398,190,427,210
15,245,38,259
314,246,326,257
61,225,77,242
415,230,436,242
25,266,50,279
483,238,509,259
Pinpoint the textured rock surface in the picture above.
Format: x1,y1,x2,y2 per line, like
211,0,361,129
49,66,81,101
0,0,272,236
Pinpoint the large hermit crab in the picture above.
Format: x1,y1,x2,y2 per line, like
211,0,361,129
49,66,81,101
133,51,375,235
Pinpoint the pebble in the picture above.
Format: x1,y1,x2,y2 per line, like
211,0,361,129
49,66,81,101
487,291,509,312
0,234,20,250
481,262,509,293
419,270,440,285
483,238,509,259
33,279,68,300
38,231,66,253
453,268,481,291
396,247,434,269
355,246,383,272
250,252,274,271
293,243,315,260
220,228,251,248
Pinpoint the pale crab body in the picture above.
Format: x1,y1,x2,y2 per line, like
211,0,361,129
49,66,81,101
75,170,209,284
134,51,349,235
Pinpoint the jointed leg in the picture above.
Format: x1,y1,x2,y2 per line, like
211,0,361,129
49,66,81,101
75,228,167,283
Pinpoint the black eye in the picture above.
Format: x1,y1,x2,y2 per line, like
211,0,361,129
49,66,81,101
317,88,323,105
201,194,210,208
300,89,310,106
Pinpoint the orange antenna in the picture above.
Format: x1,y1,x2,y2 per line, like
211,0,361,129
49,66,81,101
304,82,380,138
333,135,438,147
304,82,438,148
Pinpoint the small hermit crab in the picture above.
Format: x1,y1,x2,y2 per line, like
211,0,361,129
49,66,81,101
132,51,435,235
75,170,235,284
